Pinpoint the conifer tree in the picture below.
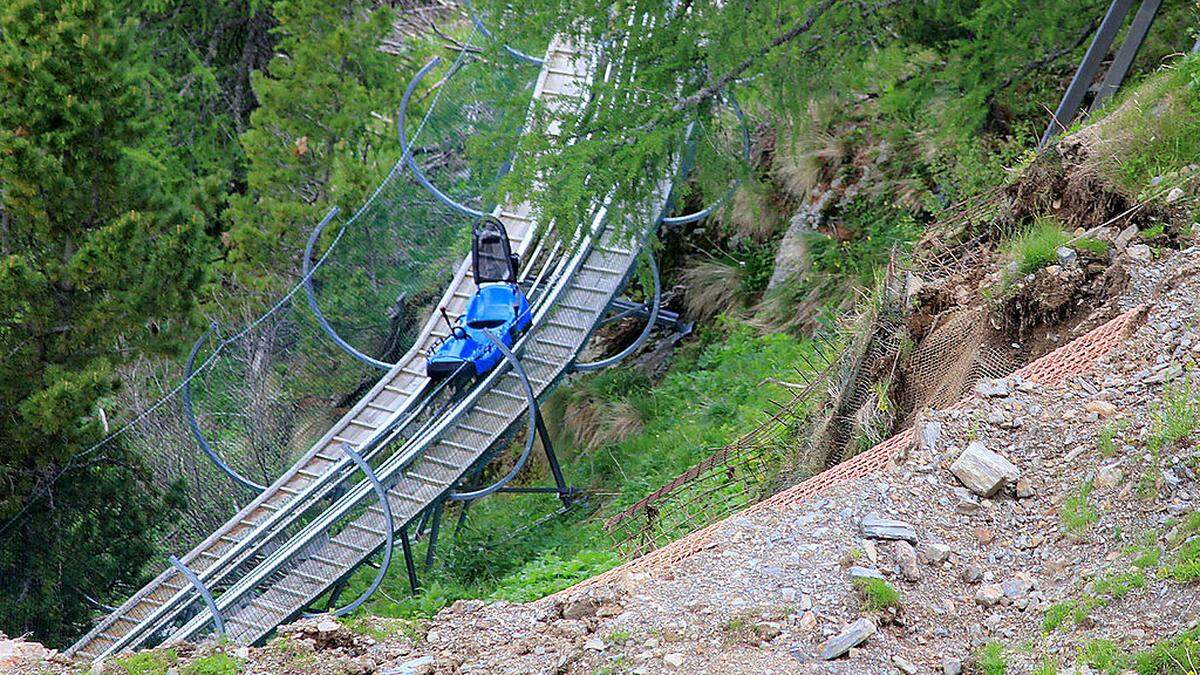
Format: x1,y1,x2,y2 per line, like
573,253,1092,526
224,0,401,287
0,0,208,644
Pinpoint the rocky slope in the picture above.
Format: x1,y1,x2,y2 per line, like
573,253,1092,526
10,238,1198,675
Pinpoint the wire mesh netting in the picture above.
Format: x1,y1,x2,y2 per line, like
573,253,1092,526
0,27,552,570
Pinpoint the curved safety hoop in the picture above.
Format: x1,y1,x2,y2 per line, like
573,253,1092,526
572,253,660,373
448,331,541,501
182,324,267,493
305,444,395,618
398,57,486,219
660,90,752,226
302,206,395,371
169,555,225,638
463,0,545,66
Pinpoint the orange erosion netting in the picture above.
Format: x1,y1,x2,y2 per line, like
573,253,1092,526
551,305,1144,600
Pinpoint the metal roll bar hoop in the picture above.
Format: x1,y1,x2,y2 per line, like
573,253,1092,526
304,444,395,617
169,556,225,638
573,253,660,373
463,0,545,66
448,331,542,501
302,206,396,371
398,57,486,219
182,324,267,493
660,89,752,226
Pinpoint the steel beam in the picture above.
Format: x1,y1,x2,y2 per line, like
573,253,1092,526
1039,0,1135,149
1090,0,1162,111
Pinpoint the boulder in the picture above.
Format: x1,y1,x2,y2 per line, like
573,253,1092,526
819,618,877,660
860,512,918,544
918,542,952,565
950,442,1020,497
894,541,920,582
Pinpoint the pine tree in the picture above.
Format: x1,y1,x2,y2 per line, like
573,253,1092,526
224,0,401,287
0,0,209,645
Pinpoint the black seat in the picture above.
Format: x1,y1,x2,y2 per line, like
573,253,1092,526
473,215,519,284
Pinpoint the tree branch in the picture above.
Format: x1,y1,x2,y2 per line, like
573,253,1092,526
673,0,840,112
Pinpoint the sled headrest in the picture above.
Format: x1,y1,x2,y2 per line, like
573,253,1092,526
473,215,518,284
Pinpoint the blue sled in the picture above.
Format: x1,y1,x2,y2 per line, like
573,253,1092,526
427,216,531,379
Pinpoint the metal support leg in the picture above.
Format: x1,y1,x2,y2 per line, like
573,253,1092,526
423,502,444,571
1090,0,1162,111
400,526,419,594
535,411,574,507
169,556,224,638
1039,0,1135,148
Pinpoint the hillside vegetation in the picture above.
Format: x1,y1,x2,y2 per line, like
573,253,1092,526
0,0,1197,662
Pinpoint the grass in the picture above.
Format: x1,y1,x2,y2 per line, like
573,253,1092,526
1133,627,1200,673
1078,52,1200,195
1060,478,1099,534
351,324,827,622
1043,568,1150,633
1008,217,1071,276
1147,381,1200,452
1080,638,1128,673
853,577,901,612
1074,237,1110,256
976,641,1008,675
1162,519,1200,583
181,652,244,675
116,650,179,675
1096,421,1126,457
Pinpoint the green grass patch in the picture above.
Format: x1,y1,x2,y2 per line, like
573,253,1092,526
1148,381,1200,452
1079,638,1129,673
1133,626,1200,673
1096,421,1126,457
1061,478,1099,534
976,641,1008,675
853,577,901,611
1009,218,1070,276
1043,600,1077,633
1074,237,1110,256
181,652,244,675
116,650,179,675
1162,535,1200,583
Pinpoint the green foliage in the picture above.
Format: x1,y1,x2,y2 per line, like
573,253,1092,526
1148,381,1200,452
976,641,1008,675
1061,479,1098,534
0,0,206,645
1042,601,1075,634
224,0,404,286
1132,627,1200,674
1009,218,1070,276
490,550,620,602
116,649,179,675
1089,53,1200,195
806,198,919,286
1080,639,1129,673
181,652,245,675
853,577,901,612
1097,421,1126,458
1074,237,1110,256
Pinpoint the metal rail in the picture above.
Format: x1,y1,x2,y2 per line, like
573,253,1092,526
301,206,397,371
182,324,267,493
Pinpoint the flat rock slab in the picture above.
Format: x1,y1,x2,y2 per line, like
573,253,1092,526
820,617,877,660
950,441,1020,497
848,566,886,581
860,512,918,543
